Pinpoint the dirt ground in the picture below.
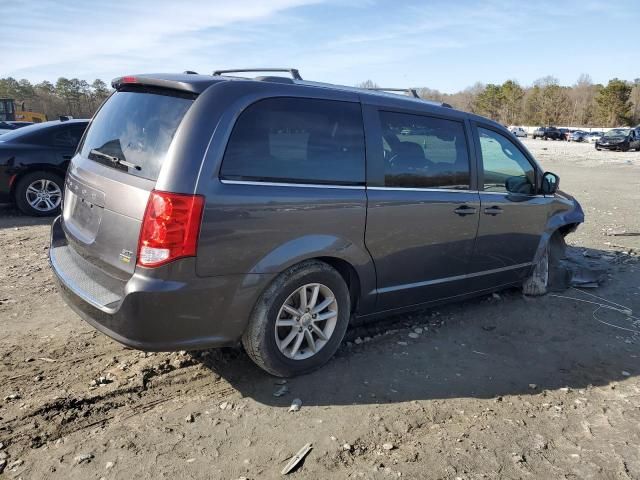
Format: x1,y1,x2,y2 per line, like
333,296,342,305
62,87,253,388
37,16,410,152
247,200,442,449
1,139,639,480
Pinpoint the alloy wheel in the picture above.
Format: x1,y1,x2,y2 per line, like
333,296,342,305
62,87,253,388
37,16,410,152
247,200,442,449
25,178,62,212
274,283,338,360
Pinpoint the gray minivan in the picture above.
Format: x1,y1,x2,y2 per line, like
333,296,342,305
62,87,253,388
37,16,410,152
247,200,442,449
49,69,584,376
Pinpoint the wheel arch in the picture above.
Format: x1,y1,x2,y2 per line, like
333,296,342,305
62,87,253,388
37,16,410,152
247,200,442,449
530,198,584,268
10,165,66,198
316,256,362,315
246,234,376,315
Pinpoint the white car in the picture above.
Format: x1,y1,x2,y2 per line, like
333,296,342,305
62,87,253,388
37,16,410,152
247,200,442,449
587,132,603,143
509,126,527,138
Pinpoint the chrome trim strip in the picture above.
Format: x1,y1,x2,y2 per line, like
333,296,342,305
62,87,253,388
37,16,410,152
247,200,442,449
368,186,478,194
219,179,366,190
480,191,547,198
377,262,533,294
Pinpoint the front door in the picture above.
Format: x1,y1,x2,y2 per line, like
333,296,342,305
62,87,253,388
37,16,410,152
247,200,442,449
468,124,552,289
365,108,480,311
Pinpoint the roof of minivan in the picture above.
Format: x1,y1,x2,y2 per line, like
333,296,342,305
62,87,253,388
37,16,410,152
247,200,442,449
112,72,506,131
113,72,447,107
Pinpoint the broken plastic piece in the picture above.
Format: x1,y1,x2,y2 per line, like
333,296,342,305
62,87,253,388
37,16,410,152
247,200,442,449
281,443,313,475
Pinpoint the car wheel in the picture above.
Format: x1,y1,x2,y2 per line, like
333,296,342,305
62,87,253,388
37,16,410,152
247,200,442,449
242,260,351,377
14,171,64,217
523,233,566,296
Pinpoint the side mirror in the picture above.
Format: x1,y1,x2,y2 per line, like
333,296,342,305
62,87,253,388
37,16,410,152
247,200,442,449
540,171,559,195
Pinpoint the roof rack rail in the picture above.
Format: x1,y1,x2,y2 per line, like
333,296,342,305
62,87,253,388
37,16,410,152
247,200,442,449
213,68,303,80
365,87,420,98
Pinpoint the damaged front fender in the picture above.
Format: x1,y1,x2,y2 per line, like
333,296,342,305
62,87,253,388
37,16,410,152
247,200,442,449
533,191,585,266
524,192,586,295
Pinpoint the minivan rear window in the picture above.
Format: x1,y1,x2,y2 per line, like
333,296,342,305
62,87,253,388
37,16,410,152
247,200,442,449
221,97,365,185
80,90,194,181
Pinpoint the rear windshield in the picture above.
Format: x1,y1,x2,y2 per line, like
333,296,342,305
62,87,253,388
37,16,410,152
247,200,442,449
80,89,194,181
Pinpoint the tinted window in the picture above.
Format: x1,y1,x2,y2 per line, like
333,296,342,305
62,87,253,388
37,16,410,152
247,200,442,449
80,90,194,181
221,98,365,185
378,111,470,189
478,127,535,194
53,124,86,147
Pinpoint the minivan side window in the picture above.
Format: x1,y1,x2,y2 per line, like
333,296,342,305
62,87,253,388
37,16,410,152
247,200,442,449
221,98,365,185
377,111,470,189
478,127,536,194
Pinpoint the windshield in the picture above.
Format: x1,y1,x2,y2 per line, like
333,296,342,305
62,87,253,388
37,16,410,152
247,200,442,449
604,129,629,137
80,89,194,180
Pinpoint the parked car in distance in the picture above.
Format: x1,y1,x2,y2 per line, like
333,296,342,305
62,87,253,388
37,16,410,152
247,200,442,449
509,126,527,137
595,128,640,151
0,121,33,135
49,70,584,377
0,119,89,215
587,131,603,143
532,126,564,140
569,130,589,142
559,128,570,140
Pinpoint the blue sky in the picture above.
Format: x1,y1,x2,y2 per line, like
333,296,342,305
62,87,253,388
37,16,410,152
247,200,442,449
2,0,638,93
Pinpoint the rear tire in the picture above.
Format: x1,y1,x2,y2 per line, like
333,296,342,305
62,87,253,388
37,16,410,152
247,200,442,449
242,260,351,377
14,171,64,217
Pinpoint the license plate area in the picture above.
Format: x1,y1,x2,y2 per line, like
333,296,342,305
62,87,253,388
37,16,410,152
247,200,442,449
62,175,105,244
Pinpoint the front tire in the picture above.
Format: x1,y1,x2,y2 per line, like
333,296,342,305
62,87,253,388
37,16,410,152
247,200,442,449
242,260,351,377
14,171,64,217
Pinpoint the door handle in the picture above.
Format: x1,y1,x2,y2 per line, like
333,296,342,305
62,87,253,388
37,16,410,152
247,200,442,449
453,205,476,216
62,155,72,160
484,206,503,216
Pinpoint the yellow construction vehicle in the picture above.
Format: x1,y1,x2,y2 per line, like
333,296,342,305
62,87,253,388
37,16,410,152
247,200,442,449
0,98,47,123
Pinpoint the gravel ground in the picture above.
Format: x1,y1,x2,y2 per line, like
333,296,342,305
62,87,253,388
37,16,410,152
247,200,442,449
0,139,639,479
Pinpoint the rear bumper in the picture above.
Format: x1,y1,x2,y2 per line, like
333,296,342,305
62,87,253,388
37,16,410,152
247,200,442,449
49,216,274,351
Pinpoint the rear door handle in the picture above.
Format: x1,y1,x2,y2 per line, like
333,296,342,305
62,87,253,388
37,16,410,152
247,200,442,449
453,205,477,216
484,206,503,216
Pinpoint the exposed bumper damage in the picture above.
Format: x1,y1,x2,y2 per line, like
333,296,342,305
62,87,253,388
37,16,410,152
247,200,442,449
526,192,593,294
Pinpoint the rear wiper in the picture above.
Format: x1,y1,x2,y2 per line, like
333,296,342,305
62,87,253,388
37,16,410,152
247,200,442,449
90,149,141,171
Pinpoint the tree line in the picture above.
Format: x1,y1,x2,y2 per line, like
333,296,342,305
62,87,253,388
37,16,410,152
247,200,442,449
2,74,639,127
0,77,111,120
360,75,640,127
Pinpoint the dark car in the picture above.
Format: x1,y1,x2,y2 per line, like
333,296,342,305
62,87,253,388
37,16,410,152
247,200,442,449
558,128,570,140
532,126,564,140
0,121,34,130
595,128,640,151
0,121,33,135
0,119,89,215
49,69,583,377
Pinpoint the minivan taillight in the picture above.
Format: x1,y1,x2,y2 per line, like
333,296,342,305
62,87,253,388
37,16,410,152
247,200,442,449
137,190,204,268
